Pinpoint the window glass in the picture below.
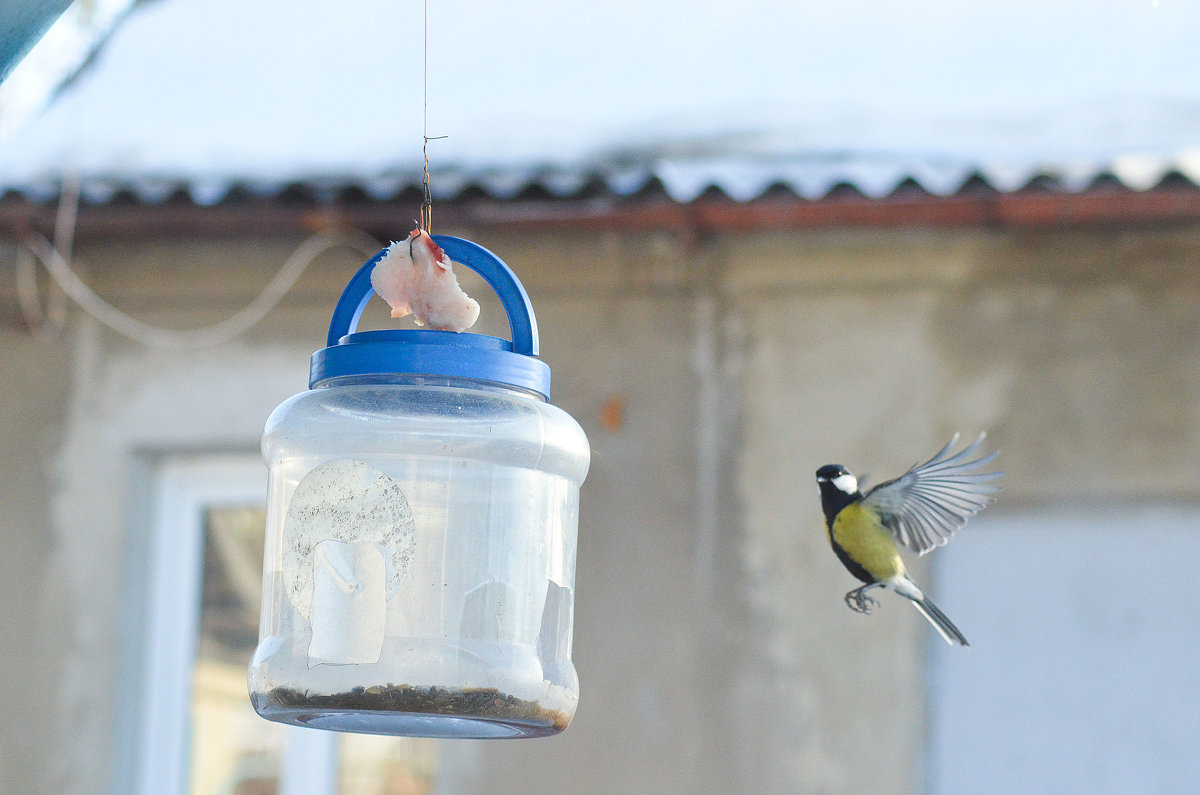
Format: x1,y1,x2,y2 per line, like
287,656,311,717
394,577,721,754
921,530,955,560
190,506,285,795
185,503,439,795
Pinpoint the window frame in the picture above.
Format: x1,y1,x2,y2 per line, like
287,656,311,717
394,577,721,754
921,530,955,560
139,453,337,795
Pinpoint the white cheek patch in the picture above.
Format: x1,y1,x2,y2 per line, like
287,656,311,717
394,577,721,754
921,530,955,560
832,473,858,494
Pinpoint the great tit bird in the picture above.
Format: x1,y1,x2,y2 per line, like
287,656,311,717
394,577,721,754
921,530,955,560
814,433,1001,647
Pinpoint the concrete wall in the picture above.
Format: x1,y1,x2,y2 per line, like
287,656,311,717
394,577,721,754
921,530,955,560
2,221,1199,794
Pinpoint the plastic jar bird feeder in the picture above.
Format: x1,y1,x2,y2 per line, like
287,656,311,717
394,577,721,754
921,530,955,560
249,236,590,738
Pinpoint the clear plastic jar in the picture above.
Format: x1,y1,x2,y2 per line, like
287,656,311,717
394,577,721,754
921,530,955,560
248,237,590,738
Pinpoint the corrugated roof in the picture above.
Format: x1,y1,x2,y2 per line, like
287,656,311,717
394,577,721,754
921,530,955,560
2,0,1200,206
8,150,1199,209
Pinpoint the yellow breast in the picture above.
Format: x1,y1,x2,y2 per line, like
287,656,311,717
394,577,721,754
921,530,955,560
831,502,905,581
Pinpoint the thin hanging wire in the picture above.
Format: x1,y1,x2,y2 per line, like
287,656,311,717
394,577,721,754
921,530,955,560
419,0,447,233
421,0,432,233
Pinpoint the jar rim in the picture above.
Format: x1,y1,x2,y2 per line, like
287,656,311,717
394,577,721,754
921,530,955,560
310,329,551,400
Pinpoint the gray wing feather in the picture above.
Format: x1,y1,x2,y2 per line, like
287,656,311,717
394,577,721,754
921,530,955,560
861,433,1002,556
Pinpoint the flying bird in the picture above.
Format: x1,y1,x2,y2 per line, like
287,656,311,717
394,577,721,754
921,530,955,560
814,433,1002,646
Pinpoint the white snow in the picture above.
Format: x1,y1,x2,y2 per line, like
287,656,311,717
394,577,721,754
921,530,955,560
1,0,1199,198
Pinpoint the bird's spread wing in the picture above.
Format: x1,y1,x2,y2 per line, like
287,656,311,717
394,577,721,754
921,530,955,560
861,433,1002,556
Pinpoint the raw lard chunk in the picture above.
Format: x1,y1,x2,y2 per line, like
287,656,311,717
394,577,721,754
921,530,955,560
370,228,480,332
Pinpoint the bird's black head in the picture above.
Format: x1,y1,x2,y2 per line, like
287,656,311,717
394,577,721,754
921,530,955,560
815,464,858,492
816,463,846,482
815,463,860,522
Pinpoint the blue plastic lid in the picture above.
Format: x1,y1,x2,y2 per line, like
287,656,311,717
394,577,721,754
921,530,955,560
309,235,551,400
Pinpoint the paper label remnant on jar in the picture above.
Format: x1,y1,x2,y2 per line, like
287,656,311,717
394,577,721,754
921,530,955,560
308,538,387,665
283,459,416,634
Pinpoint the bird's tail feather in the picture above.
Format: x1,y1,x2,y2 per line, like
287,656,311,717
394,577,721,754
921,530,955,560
909,595,969,647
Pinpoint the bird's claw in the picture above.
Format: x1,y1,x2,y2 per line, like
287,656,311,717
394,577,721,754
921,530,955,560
845,588,880,614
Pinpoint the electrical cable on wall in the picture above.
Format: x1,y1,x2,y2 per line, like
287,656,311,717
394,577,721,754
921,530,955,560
14,176,77,339
15,243,66,340
16,178,382,349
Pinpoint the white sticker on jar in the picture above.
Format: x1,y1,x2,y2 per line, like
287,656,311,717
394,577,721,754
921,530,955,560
282,459,416,664
309,539,386,664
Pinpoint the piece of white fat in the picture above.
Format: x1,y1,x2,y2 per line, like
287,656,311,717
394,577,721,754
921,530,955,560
369,228,480,332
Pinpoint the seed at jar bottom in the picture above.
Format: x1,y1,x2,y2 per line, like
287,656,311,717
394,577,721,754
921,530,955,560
267,684,569,731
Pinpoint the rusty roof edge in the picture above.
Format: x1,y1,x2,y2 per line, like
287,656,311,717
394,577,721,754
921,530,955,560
3,181,1200,242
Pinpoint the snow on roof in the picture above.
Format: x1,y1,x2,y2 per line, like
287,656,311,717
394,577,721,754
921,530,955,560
2,0,1200,205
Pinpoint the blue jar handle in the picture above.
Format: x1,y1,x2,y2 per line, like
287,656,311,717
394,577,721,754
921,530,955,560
325,235,539,356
